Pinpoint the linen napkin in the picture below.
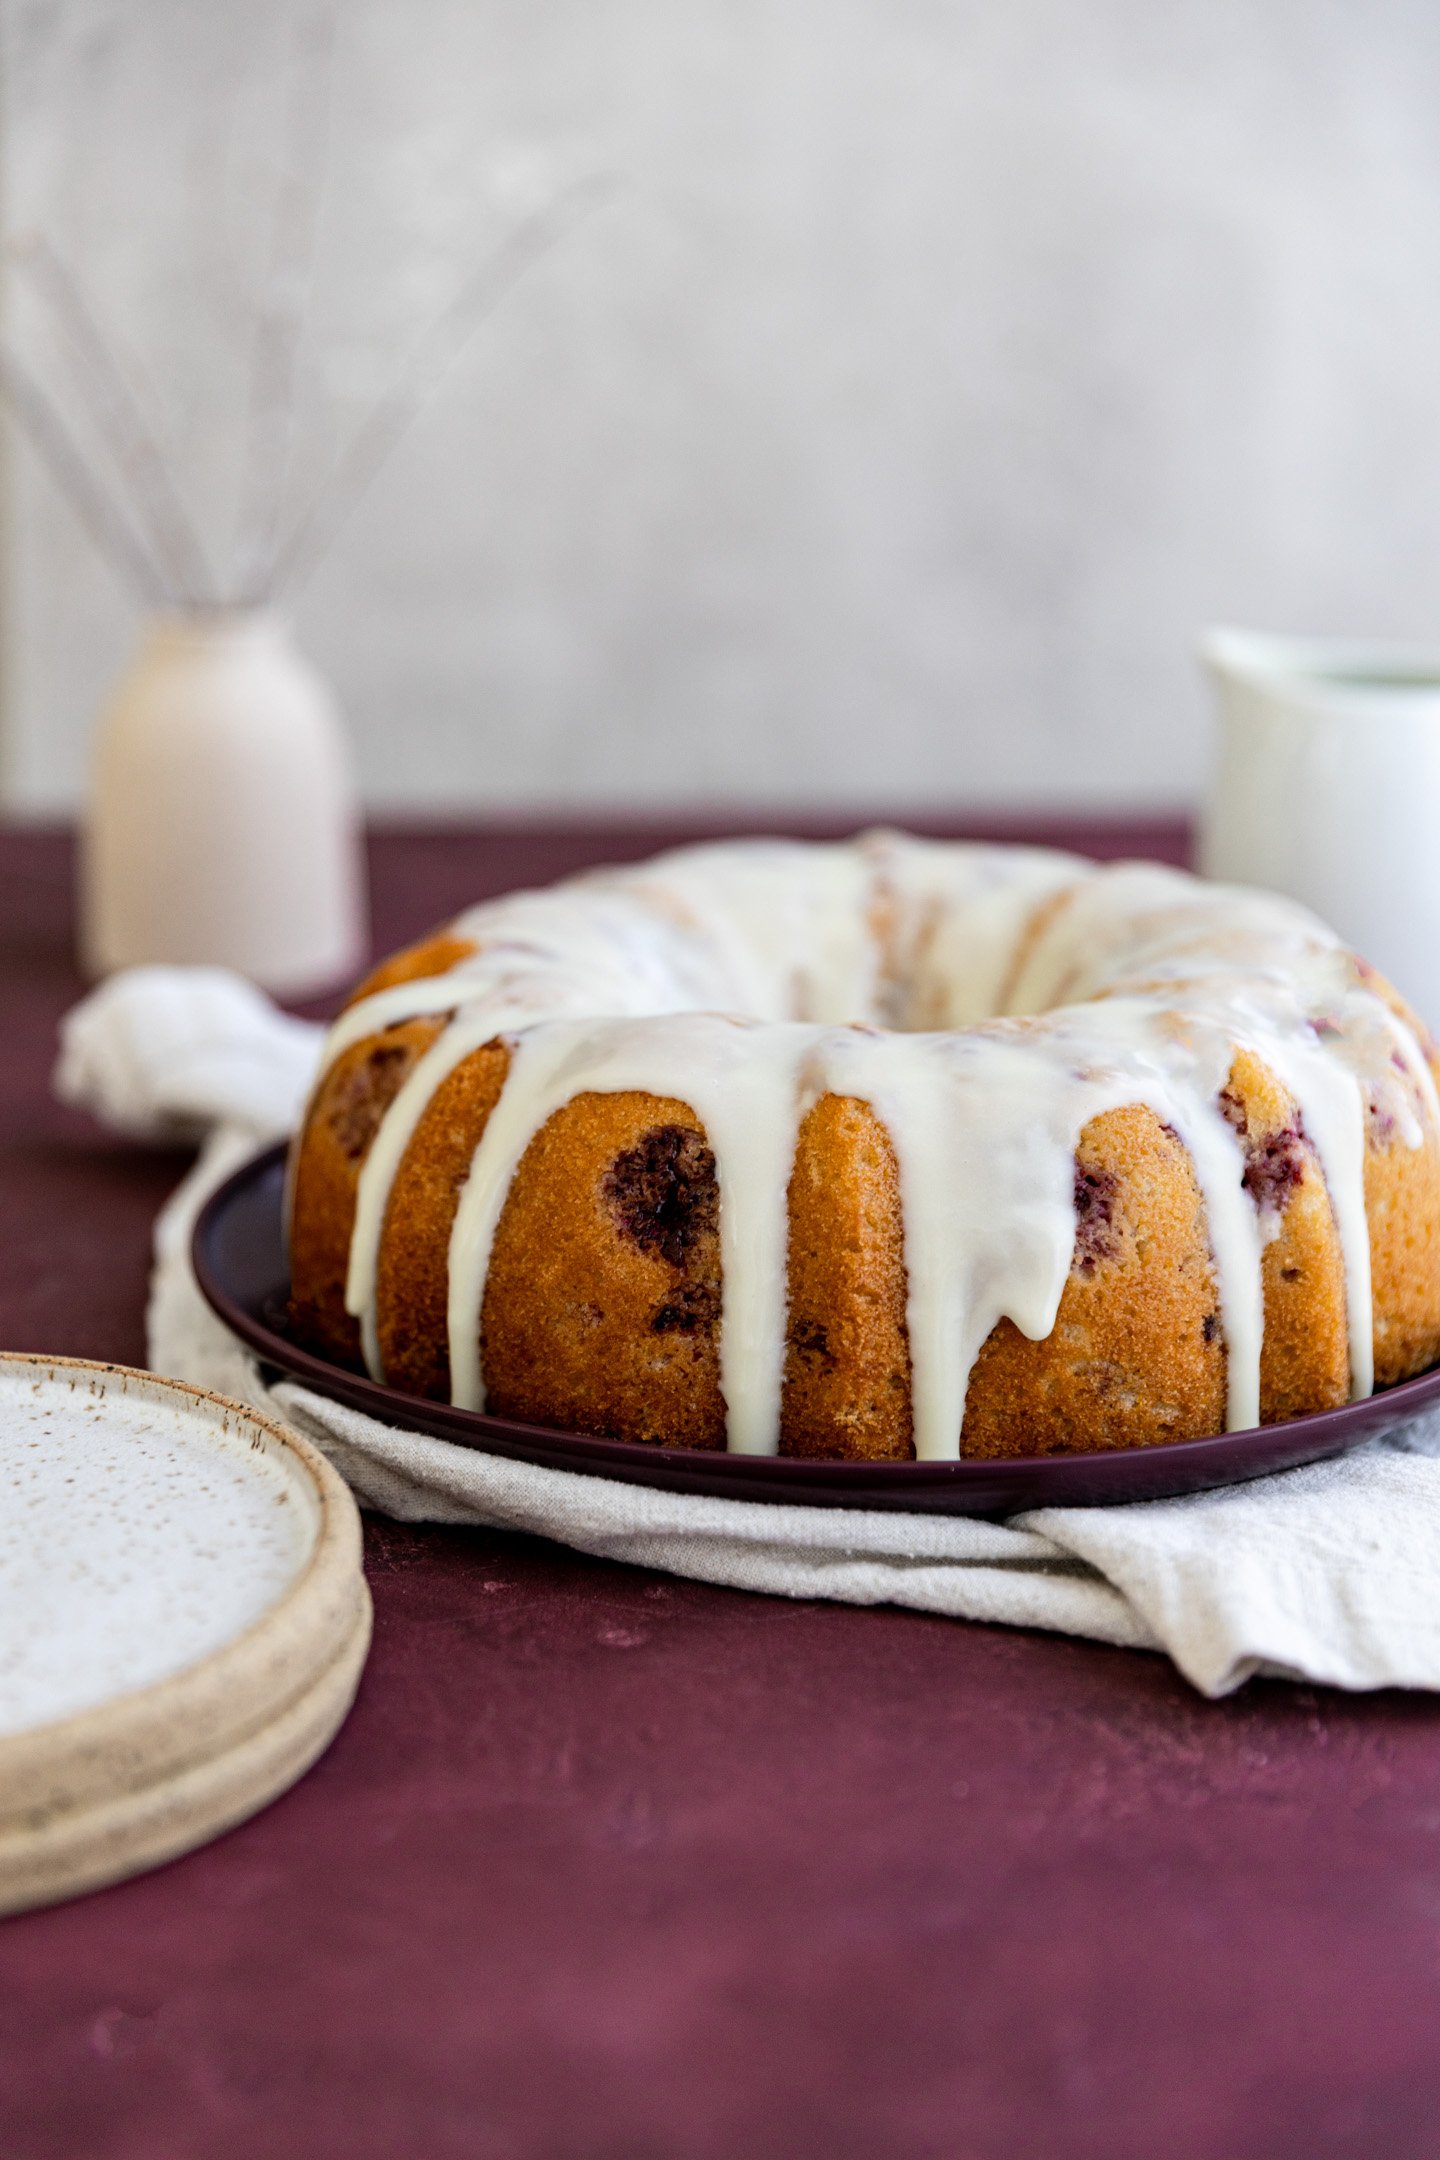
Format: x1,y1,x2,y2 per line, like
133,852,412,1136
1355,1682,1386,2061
56,966,1440,1698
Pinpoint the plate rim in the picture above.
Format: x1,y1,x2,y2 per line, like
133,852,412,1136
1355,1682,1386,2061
192,1140,1440,1513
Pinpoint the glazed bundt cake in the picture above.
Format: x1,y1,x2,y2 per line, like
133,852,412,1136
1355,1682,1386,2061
287,833,1440,1460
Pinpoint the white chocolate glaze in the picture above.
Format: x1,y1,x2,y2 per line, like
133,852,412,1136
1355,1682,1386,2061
313,833,1435,1454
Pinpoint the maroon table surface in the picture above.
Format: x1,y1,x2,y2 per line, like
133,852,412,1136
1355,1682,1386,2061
5,819,1440,2160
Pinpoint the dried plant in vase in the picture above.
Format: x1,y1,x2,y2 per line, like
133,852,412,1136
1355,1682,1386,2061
0,14,609,995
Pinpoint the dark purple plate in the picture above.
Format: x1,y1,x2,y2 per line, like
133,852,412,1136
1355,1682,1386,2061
193,1142,1440,1518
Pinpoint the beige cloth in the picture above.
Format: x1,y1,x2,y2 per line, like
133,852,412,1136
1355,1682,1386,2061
57,966,1440,1699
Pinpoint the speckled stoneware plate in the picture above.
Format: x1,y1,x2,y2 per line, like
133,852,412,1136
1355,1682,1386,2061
0,1353,370,1917
195,1142,1440,1519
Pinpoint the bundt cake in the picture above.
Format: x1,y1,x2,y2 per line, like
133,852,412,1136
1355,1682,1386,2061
287,833,1440,1461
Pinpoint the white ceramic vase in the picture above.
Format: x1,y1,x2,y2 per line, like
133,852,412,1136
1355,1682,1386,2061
80,611,367,997
1199,627,1440,1030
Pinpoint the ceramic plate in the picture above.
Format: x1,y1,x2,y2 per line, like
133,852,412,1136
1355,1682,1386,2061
0,1352,370,1916
194,1142,1440,1519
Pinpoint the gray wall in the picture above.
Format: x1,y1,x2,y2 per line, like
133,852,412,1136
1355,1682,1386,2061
6,0,1440,815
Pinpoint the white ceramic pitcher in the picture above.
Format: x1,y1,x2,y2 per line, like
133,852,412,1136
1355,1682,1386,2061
80,611,367,997
1199,628,1440,1030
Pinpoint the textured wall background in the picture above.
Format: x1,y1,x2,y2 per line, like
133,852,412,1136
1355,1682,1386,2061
5,0,1440,815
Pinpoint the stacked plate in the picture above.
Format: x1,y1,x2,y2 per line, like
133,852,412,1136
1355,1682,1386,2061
0,1355,369,1916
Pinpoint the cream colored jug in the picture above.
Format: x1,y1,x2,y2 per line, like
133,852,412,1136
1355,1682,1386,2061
80,611,367,997
1199,628,1440,1031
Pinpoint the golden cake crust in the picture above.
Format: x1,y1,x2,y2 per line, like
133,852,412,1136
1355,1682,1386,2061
481,1092,727,1449
344,931,478,1011
289,1016,449,1367
374,1042,511,1400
